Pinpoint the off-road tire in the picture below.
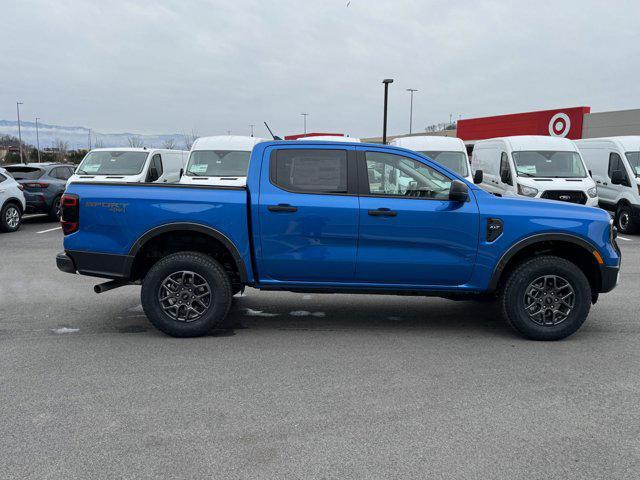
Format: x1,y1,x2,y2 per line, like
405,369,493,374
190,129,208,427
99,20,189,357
500,255,591,341
141,251,232,337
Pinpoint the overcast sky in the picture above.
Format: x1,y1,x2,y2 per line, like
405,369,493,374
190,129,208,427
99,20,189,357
2,0,639,138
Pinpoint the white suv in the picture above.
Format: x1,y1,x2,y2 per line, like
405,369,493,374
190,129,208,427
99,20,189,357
0,167,26,232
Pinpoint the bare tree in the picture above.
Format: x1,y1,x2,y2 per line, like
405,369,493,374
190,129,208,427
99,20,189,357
163,138,176,149
53,139,69,162
182,130,198,150
127,136,144,148
94,139,105,148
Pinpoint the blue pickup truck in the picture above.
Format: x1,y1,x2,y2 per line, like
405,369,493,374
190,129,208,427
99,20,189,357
57,140,620,340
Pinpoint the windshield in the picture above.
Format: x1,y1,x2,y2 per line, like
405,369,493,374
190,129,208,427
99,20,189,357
419,151,469,177
625,152,640,177
512,151,587,178
186,150,251,177
77,151,149,175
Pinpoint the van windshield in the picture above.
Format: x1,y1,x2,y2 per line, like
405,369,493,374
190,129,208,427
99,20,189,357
186,150,251,177
419,151,469,177
77,151,149,175
625,152,640,177
512,151,587,178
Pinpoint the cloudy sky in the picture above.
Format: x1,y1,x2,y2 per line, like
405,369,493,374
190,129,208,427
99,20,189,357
2,0,639,138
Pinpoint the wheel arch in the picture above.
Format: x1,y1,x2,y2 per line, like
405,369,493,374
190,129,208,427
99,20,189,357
2,197,24,213
128,222,247,284
488,233,602,297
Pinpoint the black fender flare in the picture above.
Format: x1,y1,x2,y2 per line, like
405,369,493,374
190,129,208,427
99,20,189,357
487,233,600,291
128,222,247,283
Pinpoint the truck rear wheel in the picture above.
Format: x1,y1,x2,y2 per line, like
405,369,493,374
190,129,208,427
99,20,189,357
616,204,638,234
141,251,232,337
499,255,591,341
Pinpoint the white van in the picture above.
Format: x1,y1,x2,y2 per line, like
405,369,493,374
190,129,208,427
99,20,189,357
180,136,265,187
297,135,361,142
69,148,189,186
471,136,597,207
575,136,640,233
391,136,473,182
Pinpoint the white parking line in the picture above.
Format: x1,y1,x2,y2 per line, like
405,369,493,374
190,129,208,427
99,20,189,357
617,236,633,242
36,226,62,234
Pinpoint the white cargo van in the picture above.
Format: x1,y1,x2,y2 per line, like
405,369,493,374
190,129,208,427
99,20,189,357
180,136,265,187
471,136,597,207
69,148,188,186
575,136,640,233
297,135,361,142
391,136,473,182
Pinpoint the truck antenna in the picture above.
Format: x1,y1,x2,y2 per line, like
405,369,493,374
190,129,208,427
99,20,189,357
263,122,282,140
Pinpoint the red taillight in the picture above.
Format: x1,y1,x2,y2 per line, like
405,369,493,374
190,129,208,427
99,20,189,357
24,182,49,188
61,194,79,235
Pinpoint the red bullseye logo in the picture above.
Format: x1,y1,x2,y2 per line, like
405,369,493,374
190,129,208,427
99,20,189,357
548,113,571,137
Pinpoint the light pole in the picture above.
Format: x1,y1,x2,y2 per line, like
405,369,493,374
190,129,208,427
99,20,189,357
35,117,41,163
88,129,92,150
382,79,394,144
249,124,255,137
301,113,309,134
406,88,417,134
16,102,24,163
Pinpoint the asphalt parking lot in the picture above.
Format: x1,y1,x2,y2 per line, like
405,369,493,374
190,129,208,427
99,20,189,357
1,216,639,479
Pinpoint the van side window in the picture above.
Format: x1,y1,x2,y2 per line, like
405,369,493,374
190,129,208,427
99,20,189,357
608,153,629,185
147,154,163,182
364,151,451,199
500,152,512,185
271,149,348,194
624,152,640,178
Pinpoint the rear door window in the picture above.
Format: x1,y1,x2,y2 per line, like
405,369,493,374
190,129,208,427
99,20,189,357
271,149,348,194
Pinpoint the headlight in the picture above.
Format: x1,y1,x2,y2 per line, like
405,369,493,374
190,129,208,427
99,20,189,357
587,187,598,198
517,184,538,197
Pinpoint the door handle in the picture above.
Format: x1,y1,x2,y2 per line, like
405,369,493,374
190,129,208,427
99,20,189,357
596,181,601,184
268,204,298,213
603,182,608,186
368,208,397,217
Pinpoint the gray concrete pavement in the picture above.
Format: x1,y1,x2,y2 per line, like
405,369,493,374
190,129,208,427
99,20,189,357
1,216,639,479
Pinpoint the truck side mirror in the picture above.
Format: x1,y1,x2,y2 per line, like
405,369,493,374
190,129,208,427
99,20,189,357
148,167,159,182
588,170,593,177
473,170,483,184
610,170,625,185
179,168,184,178
449,180,468,203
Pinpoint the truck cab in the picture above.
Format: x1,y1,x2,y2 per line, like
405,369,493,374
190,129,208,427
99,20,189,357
471,136,598,206
180,135,265,187
575,136,640,234
68,148,189,186
391,135,473,183
58,141,620,341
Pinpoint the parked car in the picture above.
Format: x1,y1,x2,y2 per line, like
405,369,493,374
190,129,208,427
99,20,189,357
5,163,74,220
57,141,620,341
180,136,266,187
575,136,640,234
390,135,473,183
0,167,27,232
471,136,598,206
68,148,189,186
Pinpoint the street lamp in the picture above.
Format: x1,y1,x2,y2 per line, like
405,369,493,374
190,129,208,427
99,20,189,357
35,117,42,163
16,102,24,164
301,113,309,134
88,128,92,150
382,79,394,144
406,88,417,134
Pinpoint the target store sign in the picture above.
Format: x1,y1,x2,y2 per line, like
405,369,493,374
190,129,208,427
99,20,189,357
457,107,590,141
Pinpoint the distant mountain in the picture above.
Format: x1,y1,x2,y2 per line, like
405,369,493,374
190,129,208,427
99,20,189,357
0,120,190,150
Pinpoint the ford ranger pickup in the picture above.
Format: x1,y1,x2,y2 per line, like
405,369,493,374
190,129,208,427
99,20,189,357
57,141,620,340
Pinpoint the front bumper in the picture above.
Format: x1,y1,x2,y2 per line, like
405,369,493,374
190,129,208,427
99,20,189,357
599,264,619,293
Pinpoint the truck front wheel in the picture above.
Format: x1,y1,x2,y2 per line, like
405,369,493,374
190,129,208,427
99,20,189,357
141,251,232,337
500,255,591,341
